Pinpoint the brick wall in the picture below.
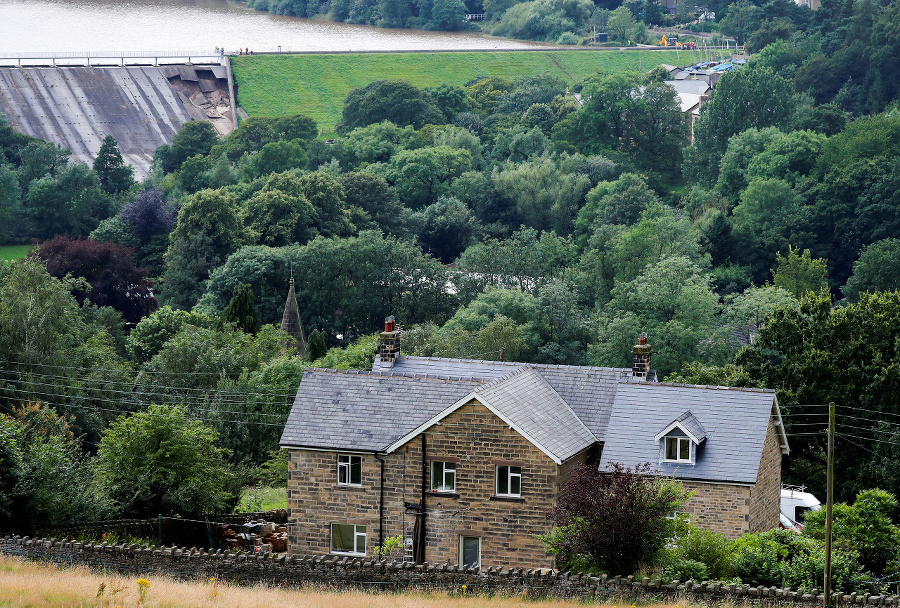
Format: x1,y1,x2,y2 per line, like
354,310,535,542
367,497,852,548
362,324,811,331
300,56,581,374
681,481,751,539
749,417,782,534
287,400,589,569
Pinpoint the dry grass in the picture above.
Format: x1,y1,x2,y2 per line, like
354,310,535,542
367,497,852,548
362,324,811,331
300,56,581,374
0,554,691,608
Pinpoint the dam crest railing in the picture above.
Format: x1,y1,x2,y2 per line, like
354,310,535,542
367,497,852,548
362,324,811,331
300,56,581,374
0,51,225,67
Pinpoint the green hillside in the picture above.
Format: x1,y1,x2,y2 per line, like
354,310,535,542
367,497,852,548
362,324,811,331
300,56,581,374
231,49,720,132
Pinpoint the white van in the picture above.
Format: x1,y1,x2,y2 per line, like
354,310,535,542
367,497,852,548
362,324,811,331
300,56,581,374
781,485,822,529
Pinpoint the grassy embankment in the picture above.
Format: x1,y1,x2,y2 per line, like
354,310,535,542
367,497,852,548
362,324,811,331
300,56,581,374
0,554,681,608
231,49,720,132
237,486,288,511
0,245,31,261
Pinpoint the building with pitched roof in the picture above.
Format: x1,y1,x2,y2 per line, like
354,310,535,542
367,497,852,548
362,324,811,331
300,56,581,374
280,325,788,568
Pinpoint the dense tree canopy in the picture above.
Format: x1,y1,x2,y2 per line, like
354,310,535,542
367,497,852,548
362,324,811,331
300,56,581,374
5,11,900,532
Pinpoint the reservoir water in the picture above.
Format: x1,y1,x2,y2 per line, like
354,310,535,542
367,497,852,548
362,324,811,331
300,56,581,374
0,0,550,54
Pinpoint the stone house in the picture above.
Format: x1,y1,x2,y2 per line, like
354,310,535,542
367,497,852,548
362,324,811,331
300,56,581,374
280,327,788,569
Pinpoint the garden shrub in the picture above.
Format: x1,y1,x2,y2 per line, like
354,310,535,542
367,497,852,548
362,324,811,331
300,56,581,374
671,522,734,579
662,557,708,582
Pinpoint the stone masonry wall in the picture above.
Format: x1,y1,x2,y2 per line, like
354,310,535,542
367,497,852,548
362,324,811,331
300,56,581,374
681,481,752,539
401,401,570,569
287,449,382,555
287,400,586,569
1,535,891,606
749,417,783,534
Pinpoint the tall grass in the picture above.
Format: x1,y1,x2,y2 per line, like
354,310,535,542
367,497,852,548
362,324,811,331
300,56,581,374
237,486,288,512
231,49,725,132
0,554,679,608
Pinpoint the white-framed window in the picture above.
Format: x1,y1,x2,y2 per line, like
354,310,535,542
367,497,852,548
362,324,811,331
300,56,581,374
663,435,692,463
331,523,366,555
337,454,362,485
459,535,481,568
431,461,456,492
495,465,521,497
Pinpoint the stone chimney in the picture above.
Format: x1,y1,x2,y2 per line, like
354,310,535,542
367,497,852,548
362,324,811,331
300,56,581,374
280,277,307,358
632,333,652,380
379,316,399,366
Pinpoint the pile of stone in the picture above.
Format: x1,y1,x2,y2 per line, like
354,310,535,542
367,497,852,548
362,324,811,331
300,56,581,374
218,520,287,553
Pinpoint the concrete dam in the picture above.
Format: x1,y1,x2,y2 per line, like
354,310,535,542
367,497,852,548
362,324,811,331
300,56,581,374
0,63,236,179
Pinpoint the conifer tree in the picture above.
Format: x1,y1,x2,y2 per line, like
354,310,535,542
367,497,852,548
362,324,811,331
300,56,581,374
92,135,134,194
307,329,327,361
221,284,261,334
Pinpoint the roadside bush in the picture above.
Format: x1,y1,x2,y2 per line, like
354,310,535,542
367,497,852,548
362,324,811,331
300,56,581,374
730,530,791,586
784,539,870,593
731,529,871,592
670,521,734,579
803,489,900,576
662,558,708,582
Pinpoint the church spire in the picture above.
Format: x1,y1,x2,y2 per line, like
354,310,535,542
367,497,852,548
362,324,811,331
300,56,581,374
280,276,307,358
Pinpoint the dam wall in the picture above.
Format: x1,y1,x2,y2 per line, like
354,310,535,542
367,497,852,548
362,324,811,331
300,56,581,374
0,64,235,179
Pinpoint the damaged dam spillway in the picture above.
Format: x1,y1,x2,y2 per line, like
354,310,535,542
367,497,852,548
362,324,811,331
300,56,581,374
0,64,235,179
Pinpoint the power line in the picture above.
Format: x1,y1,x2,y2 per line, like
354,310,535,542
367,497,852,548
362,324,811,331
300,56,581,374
0,366,299,402
0,384,290,427
0,370,297,417
838,433,900,448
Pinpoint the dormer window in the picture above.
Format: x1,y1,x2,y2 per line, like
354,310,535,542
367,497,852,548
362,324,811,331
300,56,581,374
665,433,692,462
655,411,706,465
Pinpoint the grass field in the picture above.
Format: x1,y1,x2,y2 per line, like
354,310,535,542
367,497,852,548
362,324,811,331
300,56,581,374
0,245,31,261
0,554,678,608
231,49,724,131
237,486,288,512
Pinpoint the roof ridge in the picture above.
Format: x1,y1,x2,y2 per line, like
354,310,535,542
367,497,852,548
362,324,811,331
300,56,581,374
620,378,776,393
472,364,533,393
397,355,526,367
395,356,633,375
306,367,490,383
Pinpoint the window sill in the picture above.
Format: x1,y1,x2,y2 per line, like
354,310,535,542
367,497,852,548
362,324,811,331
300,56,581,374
490,495,524,502
331,551,366,557
335,484,364,489
430,490,460,498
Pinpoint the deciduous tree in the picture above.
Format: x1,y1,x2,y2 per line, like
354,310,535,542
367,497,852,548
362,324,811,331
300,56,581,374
843,238,900,300
93,404,233,517
36,236,157,324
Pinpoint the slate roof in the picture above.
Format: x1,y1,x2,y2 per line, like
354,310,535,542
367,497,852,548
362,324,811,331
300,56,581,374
279,368,480,452
600,381,778,484
280,354,784,482
471,367,597,463
664,79,711,95
656,410,708,443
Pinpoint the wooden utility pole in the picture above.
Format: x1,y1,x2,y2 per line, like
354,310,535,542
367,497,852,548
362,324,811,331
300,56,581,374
824,401,835,608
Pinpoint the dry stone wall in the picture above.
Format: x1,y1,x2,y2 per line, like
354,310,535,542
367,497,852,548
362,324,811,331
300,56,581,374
1,535,894,606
